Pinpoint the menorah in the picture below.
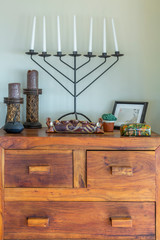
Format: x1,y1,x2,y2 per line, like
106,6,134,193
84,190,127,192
25,16,124,122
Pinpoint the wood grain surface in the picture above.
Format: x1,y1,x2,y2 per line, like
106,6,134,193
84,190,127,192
4,187,156,202
87,151,155,200
0,129,160,240
73,150,86,188
4,233,155,240
27,217,49,227
5,150,73,188
156,146,160,240
29,165,51,174
111,166,133,176
111,217,132,228
0,129,159,151
0,147,4,240
4,202,155,239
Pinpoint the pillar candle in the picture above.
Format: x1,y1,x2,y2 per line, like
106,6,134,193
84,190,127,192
88,17,93,53
112,18,119,52
103,18,106,53
57,16,61,52
73,15,77,52
8,83,21,98
27,70,38,89
30,16,36,50
43,16,46,52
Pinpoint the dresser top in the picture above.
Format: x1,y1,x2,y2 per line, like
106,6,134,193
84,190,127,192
0,128,159,150
0,127,159,138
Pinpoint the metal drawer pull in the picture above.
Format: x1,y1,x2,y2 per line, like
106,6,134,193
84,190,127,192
27,217,49,227
111,166,133,176
111,217,132,228
29,166,51,174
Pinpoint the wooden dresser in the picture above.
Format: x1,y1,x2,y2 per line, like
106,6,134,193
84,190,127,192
0,128,160,240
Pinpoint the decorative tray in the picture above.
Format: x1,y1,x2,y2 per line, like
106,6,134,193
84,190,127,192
46,118,104,134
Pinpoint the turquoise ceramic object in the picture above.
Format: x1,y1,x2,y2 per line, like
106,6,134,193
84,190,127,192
3,121,24,133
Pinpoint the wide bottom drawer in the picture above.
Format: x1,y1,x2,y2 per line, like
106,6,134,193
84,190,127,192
4,202,155,239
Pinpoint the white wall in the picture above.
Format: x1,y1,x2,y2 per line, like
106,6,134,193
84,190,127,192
0,0,160,132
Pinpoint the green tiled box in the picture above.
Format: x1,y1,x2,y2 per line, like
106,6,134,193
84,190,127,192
120,123,151,137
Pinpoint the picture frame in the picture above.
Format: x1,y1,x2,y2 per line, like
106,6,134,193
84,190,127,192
112,101,148,129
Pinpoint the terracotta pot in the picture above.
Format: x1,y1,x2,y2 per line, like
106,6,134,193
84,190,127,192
103,121,115,132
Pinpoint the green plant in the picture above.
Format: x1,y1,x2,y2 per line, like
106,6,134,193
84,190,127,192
102,113,117,121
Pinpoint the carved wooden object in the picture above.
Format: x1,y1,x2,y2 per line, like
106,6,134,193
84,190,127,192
6,104,20,122
23,70,42,129
29,165,51,174
111,166,133,176
4,83,23,122
27,217,49,227
111,217,132,228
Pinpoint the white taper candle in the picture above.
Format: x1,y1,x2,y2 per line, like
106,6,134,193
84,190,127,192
103,18,106,53
88,17,93,53
30,16,36,50
43,16,46,52
57,16,61,52
112,18,118,52
73,15,77,52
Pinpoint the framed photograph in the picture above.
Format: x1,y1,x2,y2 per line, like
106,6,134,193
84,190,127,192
112,101,148,128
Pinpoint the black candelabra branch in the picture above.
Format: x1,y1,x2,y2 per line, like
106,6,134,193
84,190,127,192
25,49,123,122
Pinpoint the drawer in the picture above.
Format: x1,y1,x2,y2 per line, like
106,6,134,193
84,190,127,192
87,151,155,200
4,201,155,239
5,150,73,188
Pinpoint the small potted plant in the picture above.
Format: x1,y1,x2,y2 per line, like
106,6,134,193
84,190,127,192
102,113,117,132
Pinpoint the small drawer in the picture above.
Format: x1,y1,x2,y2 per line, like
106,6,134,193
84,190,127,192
87,151,156,201
4,201,155,239
5,150,73,188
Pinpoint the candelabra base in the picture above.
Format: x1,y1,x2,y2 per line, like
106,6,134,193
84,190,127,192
58,112,91,122
23,121,42,129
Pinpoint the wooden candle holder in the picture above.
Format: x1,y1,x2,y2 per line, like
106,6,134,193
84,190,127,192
4,83,23,122
23,70,42,129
